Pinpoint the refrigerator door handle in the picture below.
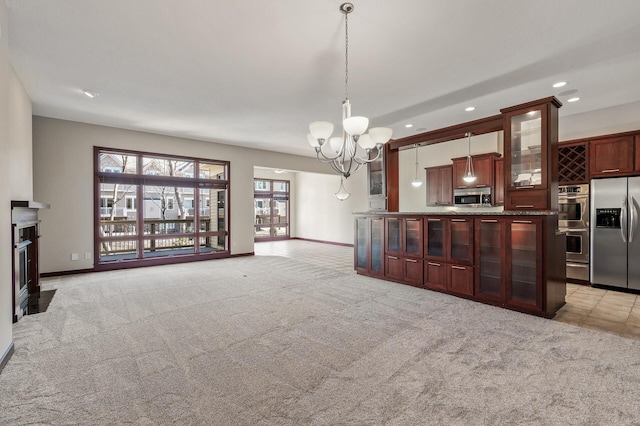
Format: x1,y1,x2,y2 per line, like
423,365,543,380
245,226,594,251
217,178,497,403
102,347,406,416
630,196,638,243
621,196,628,243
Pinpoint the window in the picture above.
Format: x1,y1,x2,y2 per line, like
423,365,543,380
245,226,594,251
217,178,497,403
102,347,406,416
254,179,290,240
95,147,230,271
126,197,137,211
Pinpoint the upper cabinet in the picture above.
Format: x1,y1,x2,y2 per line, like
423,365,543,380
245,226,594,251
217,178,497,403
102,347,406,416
452,152,501,190
367,149,387,210
558,141,589,184
589,136,634,177
501,97,561,210
426,165,453,206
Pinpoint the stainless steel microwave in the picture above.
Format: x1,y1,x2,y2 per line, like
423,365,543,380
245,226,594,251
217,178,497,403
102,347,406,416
454,187,492,207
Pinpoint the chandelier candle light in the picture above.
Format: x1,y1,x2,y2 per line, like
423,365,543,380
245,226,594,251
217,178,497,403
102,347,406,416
307,3,393,200
463,132,477,183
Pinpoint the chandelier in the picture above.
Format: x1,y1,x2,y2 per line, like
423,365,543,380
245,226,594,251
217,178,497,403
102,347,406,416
307,3,393,200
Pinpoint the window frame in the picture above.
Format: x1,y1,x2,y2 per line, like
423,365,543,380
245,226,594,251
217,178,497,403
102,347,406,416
94,146,230,271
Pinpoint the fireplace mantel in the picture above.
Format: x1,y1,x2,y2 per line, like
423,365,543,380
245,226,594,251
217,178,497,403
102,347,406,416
11,200,49,322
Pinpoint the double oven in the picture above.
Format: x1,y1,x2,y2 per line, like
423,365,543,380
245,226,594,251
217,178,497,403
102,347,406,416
558,184,589,281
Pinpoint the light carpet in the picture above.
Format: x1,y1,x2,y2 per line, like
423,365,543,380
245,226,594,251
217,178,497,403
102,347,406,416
1,255,640,425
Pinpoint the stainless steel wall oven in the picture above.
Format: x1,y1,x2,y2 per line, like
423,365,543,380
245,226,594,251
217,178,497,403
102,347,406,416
558,184,590,281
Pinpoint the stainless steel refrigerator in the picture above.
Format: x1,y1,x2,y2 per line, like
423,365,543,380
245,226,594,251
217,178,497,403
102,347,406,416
590,176,640,290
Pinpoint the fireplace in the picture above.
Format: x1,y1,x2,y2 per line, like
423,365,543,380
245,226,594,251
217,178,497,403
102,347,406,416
11,201,49,322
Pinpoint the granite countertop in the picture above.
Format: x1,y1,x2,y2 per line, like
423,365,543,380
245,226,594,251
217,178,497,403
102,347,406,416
354,210,558,216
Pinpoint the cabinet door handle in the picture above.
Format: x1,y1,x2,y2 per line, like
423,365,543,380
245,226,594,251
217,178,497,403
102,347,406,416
427,218,441,222
451,266,466,270
601,169,620,173
516,186,534,189
513,220,533,224
406,259,418,263
406,218,418,221
451,219,466,222
427,262,441,266
516,205,535,208
388,255,398,259
481,220,498,223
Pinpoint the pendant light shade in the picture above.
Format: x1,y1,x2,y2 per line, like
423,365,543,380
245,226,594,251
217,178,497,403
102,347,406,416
411,144,423,187
463,132,477,183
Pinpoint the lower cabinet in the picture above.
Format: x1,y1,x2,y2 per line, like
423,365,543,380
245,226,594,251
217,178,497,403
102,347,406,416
448,264,474,296
386,255,423,287
425,261,473,296
356,213,566,318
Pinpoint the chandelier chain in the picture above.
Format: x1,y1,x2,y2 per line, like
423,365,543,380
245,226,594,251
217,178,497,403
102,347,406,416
344,11,349,101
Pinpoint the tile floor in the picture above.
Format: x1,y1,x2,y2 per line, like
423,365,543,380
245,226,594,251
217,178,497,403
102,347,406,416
256,239,640,341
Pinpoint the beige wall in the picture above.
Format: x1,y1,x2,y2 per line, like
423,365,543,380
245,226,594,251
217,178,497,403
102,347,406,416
33,117,366,273
9,64,32,200
1,2,13,364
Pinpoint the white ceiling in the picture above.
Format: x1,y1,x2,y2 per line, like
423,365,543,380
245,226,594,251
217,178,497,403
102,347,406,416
7,0,640,157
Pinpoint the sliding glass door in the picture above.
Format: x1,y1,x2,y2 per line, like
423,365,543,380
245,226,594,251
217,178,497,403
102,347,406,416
254,179,289,240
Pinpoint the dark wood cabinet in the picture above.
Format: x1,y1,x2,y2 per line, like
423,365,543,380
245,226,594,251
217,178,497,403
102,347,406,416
424,217,473,293
356,213,566,318
426,165,453,206
558,141,589,184
354,216,384,277
590,136,635,177
385,217,423,286
448,264,474,296
506,218,543,311
473,216,565,316
502,97,561,211
494,158,504,206
452,153,500,190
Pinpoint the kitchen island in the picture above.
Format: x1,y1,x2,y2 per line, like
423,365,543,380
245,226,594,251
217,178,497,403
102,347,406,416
354,211,566,318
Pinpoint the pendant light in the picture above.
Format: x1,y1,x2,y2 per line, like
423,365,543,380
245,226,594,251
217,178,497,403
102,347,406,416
463,132,477,183
411,144,423,187
335,176,351,201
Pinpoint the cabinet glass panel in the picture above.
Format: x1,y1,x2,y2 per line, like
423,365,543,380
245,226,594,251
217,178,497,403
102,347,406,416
426,220,444,257
405,219,421,255
478,221,502,297
387,218,401,253
510,110,542,187
356,218,367,269
510,222,537,304
450,220,471,261
371,218,384,273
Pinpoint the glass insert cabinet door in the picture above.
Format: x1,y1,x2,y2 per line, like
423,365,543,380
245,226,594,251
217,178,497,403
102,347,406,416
476,219,504,300
509,110,542,188
509,219,540,307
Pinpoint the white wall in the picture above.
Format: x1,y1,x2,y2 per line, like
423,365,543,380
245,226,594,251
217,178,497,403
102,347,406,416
33,117,361,273
0,0,12,364
295,171,367,244
8,64,32,200
399,132,504,212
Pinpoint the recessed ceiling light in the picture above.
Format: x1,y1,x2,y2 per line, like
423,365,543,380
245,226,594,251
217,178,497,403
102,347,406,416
274,169,286,174
83,89,99,98
465,106,475,112
568,97,580,103
553,81,567,88
405,124,413,128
